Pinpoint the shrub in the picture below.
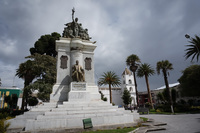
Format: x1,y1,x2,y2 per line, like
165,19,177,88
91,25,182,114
174,104,190,112
149,109,156,112
178,99,186,105
156,109,162,113
0,113,9,120
155,104,171,112
0,119,10,133
103,97,107,101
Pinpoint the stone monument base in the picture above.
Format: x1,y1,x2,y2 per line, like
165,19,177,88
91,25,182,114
6,100,140,132
68,82,101,102
50,84,69,102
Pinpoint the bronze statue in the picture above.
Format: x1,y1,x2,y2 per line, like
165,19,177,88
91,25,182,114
62,8,91,40
72,60,85,82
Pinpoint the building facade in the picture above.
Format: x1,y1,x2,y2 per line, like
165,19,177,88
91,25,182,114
121,68,137,106
0,86,22,109
99,68,137,107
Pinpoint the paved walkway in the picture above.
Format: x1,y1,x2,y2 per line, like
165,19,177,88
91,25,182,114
141,114,200,133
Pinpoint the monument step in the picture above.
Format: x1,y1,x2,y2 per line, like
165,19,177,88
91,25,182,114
25,113,137,131
62,101,111,106
44,108,118,116
36,111,124,120
52,106,118,111
30,108,55,112
15,111,44,119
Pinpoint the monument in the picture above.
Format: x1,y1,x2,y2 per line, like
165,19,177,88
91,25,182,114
7,8,139,132
50,8,100,102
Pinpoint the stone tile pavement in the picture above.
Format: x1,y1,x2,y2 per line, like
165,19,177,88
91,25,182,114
132,114,200,133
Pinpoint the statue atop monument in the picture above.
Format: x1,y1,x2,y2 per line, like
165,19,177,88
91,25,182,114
62,8,91,40
72,60,85,82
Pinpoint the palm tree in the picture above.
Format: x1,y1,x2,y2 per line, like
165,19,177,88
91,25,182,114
126,54,140,106
185,34,200,62
156,60,174,113
98,71,121,104
137,63,155,109
16,60,36,110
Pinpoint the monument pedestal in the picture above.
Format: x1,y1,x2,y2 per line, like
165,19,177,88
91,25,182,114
68,82,90,102
50,38,101,102
68,82,101,102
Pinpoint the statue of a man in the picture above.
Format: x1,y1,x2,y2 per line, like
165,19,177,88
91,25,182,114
72,60,85,82
73,17,79,37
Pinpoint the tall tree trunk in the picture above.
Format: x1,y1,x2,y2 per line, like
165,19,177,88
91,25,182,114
145,75,154,109
21,79,29,111
21,88,25,111
109,84,112,104
133,72,139,107
163,70,174,113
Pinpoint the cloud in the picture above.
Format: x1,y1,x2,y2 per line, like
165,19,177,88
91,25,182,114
0,0,200,92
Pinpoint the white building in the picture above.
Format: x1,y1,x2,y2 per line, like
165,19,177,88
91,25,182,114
99,68,137,107
121,68,137,106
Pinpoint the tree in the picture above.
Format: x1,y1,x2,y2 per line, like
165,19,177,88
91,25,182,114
156,60,174,113
25,54,56,84
99,91,107,101
126,54,140,106
28,96,39,106
171,88,177,104
16,54,56,108
122,88,132,106
98,71,121,104
137,63,155,109
16,60,37,110
25,54,56,102
185,34,200,62
157,92,165,104
178,65,200,97
30,32,61,57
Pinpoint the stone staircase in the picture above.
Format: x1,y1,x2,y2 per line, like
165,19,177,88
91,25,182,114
7,100,139,132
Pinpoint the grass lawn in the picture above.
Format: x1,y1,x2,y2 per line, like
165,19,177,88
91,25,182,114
83,127,137,133
83,117,149,133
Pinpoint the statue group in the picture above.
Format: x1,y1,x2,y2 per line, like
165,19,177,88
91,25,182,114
63,8,91,40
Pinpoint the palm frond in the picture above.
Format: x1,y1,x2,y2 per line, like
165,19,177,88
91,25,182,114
137,63,155,78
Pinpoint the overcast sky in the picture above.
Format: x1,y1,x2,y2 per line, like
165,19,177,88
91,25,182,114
0,0,199,91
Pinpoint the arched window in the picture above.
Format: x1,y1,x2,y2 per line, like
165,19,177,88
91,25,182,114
128,79,132,84
129,87,133,91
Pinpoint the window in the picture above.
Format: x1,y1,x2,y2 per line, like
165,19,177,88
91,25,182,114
128,79,132,84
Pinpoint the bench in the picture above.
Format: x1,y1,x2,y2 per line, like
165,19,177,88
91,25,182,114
137,108,149,114
82,118,93,129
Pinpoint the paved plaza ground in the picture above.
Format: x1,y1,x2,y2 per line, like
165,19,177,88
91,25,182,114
142,114,200,133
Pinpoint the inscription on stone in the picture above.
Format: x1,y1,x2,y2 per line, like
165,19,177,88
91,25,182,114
60,55,68,69
71,82,86,91
85,57,92,71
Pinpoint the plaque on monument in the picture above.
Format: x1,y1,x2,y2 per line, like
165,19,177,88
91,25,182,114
85,57,92,71
71,82,87,91
60,55,68,69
